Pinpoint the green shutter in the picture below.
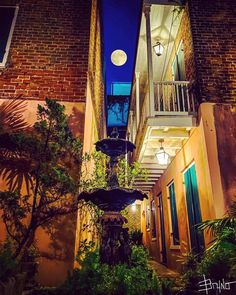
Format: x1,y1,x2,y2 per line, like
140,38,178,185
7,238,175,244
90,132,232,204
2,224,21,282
169,183,180,245
184,164,205,253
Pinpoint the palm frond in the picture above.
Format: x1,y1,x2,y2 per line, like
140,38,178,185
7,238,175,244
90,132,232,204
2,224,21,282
197,217,236,235
0,98,29,134
0,155,34,194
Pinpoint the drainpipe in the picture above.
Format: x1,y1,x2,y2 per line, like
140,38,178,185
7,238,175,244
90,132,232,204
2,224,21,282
135,72,140,129
144,4,155,117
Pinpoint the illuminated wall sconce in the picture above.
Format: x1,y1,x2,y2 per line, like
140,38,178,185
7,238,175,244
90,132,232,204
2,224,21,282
131,202,136,212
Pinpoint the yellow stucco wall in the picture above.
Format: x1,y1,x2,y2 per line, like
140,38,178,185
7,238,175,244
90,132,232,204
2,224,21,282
141,103,227,272
0,98,86,286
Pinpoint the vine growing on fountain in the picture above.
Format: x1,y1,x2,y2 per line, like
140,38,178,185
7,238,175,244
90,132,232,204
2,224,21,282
78,150,148,249
80,151,148,191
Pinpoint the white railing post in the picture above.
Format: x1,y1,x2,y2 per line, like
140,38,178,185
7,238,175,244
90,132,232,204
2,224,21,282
135,72,140,129
144,4,155,117
153,81,195,113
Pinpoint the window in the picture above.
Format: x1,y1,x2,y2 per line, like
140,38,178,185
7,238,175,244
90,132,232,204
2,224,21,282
172,42,187,111
151,200,157,239
0,6,18,67
146,204,150,230
111,82,131,95
172,42,186,81
168,182,180,245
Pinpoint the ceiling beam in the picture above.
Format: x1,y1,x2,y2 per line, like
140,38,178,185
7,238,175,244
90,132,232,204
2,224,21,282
149,129,189,139
135,181,156,185
141,164,165,171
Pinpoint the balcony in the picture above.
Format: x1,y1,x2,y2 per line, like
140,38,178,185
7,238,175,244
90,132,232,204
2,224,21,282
154,81,196,113
127,80,197,193
126,2,199,192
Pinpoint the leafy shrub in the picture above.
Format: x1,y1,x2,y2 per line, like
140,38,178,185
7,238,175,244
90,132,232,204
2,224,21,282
180,252,201,293
198,247,235,280
180,202,236,293
0,239,18,282
129,229,143,246
57,245,162,295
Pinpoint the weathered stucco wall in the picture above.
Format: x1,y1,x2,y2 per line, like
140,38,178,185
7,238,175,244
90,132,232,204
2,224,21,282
0,99,85,286
213,104,236,208
141,103,228,272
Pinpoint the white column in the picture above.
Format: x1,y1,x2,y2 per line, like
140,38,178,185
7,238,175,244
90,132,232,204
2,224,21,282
144,4,155,117
135,72,140,129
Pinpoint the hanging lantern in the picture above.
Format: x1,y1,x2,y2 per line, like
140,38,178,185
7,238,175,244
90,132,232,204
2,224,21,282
153,41,164,57
155,139,170,165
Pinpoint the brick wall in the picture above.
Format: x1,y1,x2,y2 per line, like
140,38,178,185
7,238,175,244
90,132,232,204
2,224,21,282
0,0,91,102
187,0,236,102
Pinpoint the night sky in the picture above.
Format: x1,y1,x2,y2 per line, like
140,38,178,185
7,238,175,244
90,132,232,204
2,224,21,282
101,0,142,128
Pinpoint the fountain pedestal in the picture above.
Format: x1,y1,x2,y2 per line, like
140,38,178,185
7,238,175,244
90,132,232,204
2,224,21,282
99,212,131,265
78,129,147,265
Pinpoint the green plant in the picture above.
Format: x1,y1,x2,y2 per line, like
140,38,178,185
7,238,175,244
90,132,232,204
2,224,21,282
129,229,143,246
197,202,236,252
78,152,147,245
58,245,162,295
180,202,236,292
0,98,83,260
80,151,148,191
180,252,201,293
197,201,236,279
158,278,175,295
198,247,234,280
0,239,18,282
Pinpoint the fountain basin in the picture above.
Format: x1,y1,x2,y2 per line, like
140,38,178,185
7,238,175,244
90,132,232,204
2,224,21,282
95,138,135,158
79,188,147,211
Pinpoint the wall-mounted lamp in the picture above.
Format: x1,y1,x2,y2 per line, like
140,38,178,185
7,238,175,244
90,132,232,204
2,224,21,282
155,139,170,165
153,41,164,57
131,202,136,212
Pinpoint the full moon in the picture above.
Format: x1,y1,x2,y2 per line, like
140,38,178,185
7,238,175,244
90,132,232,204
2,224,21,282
111,49,127,66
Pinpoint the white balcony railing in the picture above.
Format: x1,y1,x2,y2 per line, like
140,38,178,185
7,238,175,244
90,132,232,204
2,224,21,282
127,80,197,145
154,81,196,113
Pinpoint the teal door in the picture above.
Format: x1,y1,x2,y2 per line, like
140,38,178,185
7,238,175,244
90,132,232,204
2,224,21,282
184,164,205,253
157,193,167,264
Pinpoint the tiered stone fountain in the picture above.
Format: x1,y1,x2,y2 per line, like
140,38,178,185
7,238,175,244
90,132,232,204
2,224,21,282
79,129,147,265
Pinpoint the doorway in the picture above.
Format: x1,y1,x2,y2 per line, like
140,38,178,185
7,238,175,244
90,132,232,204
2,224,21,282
184,164,205,253
157,193,167,264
